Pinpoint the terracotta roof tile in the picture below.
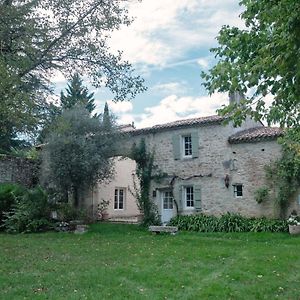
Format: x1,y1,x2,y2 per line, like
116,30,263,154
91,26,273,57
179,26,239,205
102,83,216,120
128,115,225,135
228,127,283,144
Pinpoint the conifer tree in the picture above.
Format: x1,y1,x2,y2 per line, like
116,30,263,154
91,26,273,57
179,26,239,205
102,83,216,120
60,74,96,114
102,102,112,129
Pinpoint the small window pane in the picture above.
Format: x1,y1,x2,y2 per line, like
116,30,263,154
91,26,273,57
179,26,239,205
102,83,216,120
234,185,243,197
183,135,192,156
114,189,118,209
114,188,125,209
163,198,168,209
163,191,173,209
185,186,194,207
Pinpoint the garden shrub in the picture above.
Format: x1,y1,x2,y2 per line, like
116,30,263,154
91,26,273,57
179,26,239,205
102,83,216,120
56,203,87,222
218,213,251,232
169,213,288,233
0,183,27,227
254,187,270,204
2,186,53,233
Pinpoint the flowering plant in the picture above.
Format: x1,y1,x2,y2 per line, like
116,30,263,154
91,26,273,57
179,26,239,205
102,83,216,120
97,199,110,220
287,213,300,226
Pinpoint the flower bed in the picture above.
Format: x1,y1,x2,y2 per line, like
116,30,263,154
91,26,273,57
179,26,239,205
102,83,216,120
169,213,288,233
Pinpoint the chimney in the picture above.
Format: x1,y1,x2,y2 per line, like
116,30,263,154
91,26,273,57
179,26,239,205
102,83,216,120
229,91,244,105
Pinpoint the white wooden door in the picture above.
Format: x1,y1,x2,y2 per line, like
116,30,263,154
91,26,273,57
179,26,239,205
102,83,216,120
161,191,175,224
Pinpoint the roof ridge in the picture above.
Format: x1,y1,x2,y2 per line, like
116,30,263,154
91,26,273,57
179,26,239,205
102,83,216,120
228,126,283,143
127,115,225,134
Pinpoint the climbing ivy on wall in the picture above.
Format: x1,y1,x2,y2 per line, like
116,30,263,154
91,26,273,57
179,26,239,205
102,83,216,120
266,128,300,217
131,139,161,226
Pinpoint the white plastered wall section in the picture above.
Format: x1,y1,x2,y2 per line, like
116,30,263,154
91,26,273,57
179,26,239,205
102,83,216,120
94,156,140,219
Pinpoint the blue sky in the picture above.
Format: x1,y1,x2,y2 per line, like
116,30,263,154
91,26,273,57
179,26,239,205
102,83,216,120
52,0,244,128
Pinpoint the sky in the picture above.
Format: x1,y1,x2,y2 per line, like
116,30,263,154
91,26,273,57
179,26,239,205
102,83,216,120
52,0,245,129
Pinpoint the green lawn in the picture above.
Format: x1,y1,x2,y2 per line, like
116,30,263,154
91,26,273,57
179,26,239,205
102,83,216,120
0,223,299,299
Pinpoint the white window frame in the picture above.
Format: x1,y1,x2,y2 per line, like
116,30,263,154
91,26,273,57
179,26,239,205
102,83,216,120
184,186,194,208
114,188,125,210
182,134,192,158
233,184,243,198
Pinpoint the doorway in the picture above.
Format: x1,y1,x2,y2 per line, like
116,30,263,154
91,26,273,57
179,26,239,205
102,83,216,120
161,190,175,224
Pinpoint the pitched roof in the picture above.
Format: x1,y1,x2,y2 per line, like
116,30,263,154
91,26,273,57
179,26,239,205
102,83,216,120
228,127,283,144
128,115,225,135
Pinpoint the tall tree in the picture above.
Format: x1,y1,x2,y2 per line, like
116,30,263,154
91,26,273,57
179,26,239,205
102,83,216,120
42,105,116,207
60,74,96,114
0,0,145,150
39,74,101,143
201,0,300,127
102,102,112,129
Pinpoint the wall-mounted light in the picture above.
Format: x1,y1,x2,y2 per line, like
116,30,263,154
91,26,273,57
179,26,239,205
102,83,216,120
224,174,230,188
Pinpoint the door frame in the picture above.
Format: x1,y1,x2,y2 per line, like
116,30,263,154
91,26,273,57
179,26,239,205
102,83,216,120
160,189,175,224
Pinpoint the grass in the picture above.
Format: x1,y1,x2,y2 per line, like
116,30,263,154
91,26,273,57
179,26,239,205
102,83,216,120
0,223,300,299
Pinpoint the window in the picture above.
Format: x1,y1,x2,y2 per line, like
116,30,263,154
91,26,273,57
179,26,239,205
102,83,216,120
163,191,173,209
182,135,192,157
172,132,198,160
114,188,125,210
185,186,194,207
233,184,243,198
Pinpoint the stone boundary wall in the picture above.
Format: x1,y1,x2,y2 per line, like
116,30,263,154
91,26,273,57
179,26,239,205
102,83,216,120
0,155,38,187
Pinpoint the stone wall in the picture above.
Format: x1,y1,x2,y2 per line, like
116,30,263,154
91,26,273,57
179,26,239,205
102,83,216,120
0,155,38,187
125,121,292,219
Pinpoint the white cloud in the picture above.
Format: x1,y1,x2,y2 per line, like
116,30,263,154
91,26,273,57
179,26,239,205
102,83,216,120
151,81,188,95
50,70,66,83
109,0,244,67
197,58,210,70
117,113,136,125
128,92,229,128
107,100,133,113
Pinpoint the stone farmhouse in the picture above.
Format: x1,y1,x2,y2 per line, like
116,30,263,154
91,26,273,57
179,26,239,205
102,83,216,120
83,94,299,224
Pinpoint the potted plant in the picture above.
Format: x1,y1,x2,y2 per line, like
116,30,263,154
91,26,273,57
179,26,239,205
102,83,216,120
97,199,110,221
287,211,300,235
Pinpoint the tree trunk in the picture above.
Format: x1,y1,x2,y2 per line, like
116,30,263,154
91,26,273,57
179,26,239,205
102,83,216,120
74,187,79,208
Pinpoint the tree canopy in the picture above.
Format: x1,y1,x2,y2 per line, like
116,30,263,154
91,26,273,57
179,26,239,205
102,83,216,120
39,73,98,142
201,0,300,127
42,105,116,207
0,0,145,150
265,128,300,216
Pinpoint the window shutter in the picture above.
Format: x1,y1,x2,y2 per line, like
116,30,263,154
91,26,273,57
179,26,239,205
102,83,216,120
172,134,181,160
191,131,199,158
194,185,201,211
174,185,183,212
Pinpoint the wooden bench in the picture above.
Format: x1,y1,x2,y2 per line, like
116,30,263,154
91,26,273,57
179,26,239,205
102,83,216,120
149,225,178,234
